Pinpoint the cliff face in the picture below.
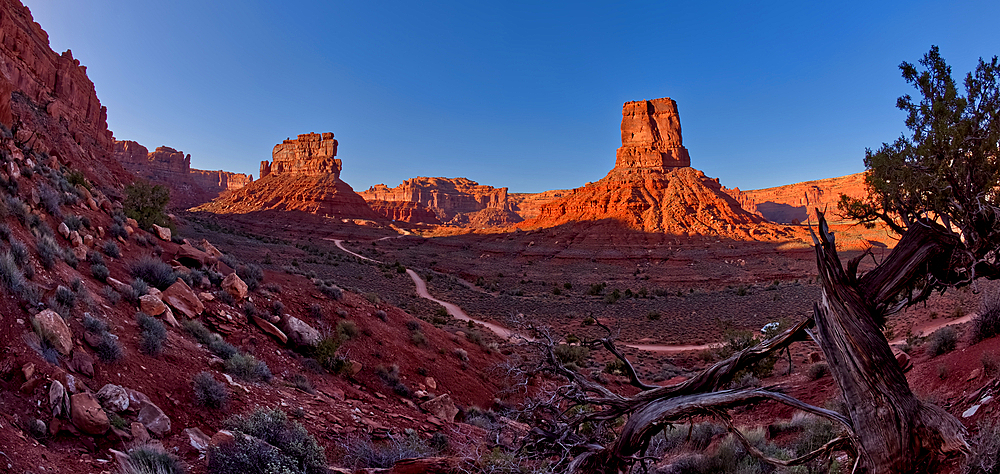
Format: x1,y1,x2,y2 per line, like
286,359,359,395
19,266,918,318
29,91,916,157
521,97,791,240
0,0,131,189
725,172,867,224
112,140,253,208
261,132,341,179
195,132,379,220
360,177,521,226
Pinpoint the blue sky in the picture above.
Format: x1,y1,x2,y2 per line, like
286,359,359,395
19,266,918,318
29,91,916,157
21,1,1000,193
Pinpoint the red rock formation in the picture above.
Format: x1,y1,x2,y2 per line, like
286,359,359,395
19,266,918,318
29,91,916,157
615,98,691,170
521,98,791,240
195,133,380,220
112,140,253,208
0,0,131,189
262,132,340,178
360,177,520,225
725,172,867,224
366,200,441,224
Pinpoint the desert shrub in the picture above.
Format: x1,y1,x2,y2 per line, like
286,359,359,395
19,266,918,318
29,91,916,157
65,169,91,190
10,239,28,266
192,371,228,409
0,223,11,242
124,180,171,230
62,248,78,268
314,334,347,373
465,406,499,431
270,300,285,316
966,419,1000,474
336,320,359,340
5,196,27,224
927,326,959,356
453,348,469,362
319,282,343,300
374,364,411,397
120,443,185,474
134,233,153,247
807,362,830,380
38,184,61,217
137,312,167,356
209,408,326,474
35,234,61,269
289,374,315,394
375,309,387,322
91,263,110,282
586,283,605,296
338,433,438,469
0,251,24,292
237,264,263,291
972,293,1000,344
409,330,427,346
93,332,124,362
129,256,177,290
124,278,149,304
87,250,105,267
405,320,421,331
215,289,235,307
225,353,272,383
101,285,121,306
182,319,212,342
308,304,323,319
647,310,661,321
63,215,83,231
109,223,128,240
554,344,589,366
102,240,121,258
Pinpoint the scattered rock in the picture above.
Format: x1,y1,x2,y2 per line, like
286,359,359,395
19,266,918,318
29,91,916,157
895,352,913,373
69,350,94,377
152,224,171,241
32,309,74,355
968,368,982,382
131,422,151,443
139,294,167,316
391,457,461,474
425,377,437,390
58,222,70,239
162,306,179,327
137,401,171,437
222,273,248,301
252,315,288,344
49,380,69,418
162,278,205,318
284,316,321,348
809,352,822,363
70,392,110,435
106,277,130,294
420,394,459,423
200,292,215,301
72,245,87,260
347,360,363,376
201,239,223,258
210,429,235,448
70,230,83,247
96,384,130,412
176,244,212,268
185,427,211,454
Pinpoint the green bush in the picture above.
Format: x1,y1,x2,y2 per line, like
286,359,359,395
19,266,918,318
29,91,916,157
209,408,326,474
928,326,958,356
225,353,272,383
193,371,228,409
338,433,438,469
554,344,589,366
120,443,185,474
124,180,171,230
137,312,167,356
972,293,1000,343
129,256,177,290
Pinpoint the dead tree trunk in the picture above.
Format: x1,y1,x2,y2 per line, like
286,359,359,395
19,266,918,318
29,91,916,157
811,215,967,472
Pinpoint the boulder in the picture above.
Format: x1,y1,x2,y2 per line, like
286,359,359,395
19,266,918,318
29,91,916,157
137,401,171,437
162,306,179,328
70,392,110,435
69,350,94,377
420,394,459,423
72,245,87,260
70,230,83,247
176,244,212,268
58,222,70,239
106,277,130,294
252,315,287,344
33,309,74,355
185,427,211,454
222,273,248,300
152,224,171,241
83,234,94,247
139,294,167,316
201,239,223,258
49,380,70,418
210,429,235,447
131,422,151,443
896,351,913,373
96,384,130,412
162,278,204,318
126,388,152,409
284,316,321,348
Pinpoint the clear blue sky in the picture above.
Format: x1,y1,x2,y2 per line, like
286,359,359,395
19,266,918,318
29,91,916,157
21,1,1000,193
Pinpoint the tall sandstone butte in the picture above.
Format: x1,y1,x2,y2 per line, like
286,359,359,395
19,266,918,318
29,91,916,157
0,0,130,188
360,177,521,226
112,140,253,208
195,132,379,220
523,97,791,240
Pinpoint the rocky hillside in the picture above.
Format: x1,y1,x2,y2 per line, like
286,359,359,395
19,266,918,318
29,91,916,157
113,140,253,209
519,98,794,240
725,172,867,224
194,133,380,220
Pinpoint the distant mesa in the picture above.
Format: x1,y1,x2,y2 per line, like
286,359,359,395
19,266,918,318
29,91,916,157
195,132,380,220
521,97,791,239
112,140,253,209
725,173,868,225
360,177,522,226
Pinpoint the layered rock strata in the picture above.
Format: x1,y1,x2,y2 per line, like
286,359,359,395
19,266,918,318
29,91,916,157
360,177,521,225
112,140,253,208
725,172,867,224
522,97,790,239
195,132,379,220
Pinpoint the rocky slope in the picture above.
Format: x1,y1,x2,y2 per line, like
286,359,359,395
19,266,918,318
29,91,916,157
194,132,380,220
361,177,521,226
725,172,867,224
113,140,253,209
520,98,792,240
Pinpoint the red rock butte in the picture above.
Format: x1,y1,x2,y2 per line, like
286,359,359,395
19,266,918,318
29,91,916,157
613,97,691,173
195,132,379,220
261,132,341,179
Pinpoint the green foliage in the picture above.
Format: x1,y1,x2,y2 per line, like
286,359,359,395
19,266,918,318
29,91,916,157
121,443,185,474
225,353,272,383
972,293,1000,343
966,419,1000,474
210,408,326,474
124,180,171,230
928,326,958,356
193,371,228,409
137,312,167,356
553,344,589,367
129,256,178,290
